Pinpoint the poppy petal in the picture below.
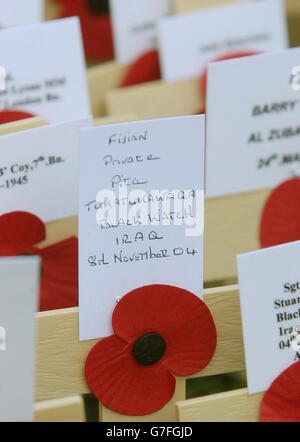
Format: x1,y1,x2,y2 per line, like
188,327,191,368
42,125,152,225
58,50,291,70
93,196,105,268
81,13,113,61
0,110,35,124
85,335,176,416
260,178,300,248
260,361,300,422
37,237,78,311
112,285,217,376
120,49,161,88
162,299,217,376
56,0,114,61
0,212,46,256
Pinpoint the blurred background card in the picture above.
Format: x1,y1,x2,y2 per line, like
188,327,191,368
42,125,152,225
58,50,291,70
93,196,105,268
0,256,40,422
110,0,171,63
206,46,300,197
0,117,92,222
0,0,43,28
0,18,90,123
158,0,288,82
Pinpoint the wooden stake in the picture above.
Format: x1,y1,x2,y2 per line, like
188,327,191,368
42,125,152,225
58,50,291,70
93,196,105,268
34,396,85,422
0,117,46,136
177,388,263,422
106,78,201,120
172,0,300,15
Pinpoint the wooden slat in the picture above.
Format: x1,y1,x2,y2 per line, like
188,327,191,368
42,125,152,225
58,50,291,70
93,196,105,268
94,114,137,126
177,388,263,422
173,0,300,15
204,188,270,282
87,63,128,117
0,117,46,136
106,78,201,120
35,285,244,401
35,308,96,401
195,285,244,378
34,396,85,422
42,217,78,248
44,0,59,20
101,378,186,423
287,0,300,14
173,0,242,13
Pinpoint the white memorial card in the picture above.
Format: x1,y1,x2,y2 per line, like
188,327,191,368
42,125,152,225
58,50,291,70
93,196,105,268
110,0,171,64
0,18,90,123
238,241,300,394
0,257,40,422
0,0,42,28
0,116,92,222
79,116,205,340
206,46,300,197
158,0,288,82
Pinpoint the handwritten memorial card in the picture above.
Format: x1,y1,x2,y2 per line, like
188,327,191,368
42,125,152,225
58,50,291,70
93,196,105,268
0,0,42,28
158,0,288,82
0,116,92,222
238,241,300,394
110,0,171,63
0,18,90,123
206,46,300,197
0,257,40,422
79,116,205,340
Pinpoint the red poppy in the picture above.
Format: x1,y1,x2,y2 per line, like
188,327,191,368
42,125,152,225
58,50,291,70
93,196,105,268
55,0,114,62
260,178,300,248
0,110,35,124
0,211,78,312
197,51,258,114
85,284,217,416
120,49,161,88
260,361,300,422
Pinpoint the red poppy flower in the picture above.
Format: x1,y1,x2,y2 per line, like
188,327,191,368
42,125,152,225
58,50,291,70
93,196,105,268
0,211,78,312
0,110,35,124
260,361,300,422
197,51,258,114
260,178,300,248
120,49,161,88
85,284,217,416
55,0,114,62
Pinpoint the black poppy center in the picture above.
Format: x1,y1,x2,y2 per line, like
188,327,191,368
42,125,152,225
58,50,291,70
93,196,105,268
133,332,167,366
87,0,109,15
